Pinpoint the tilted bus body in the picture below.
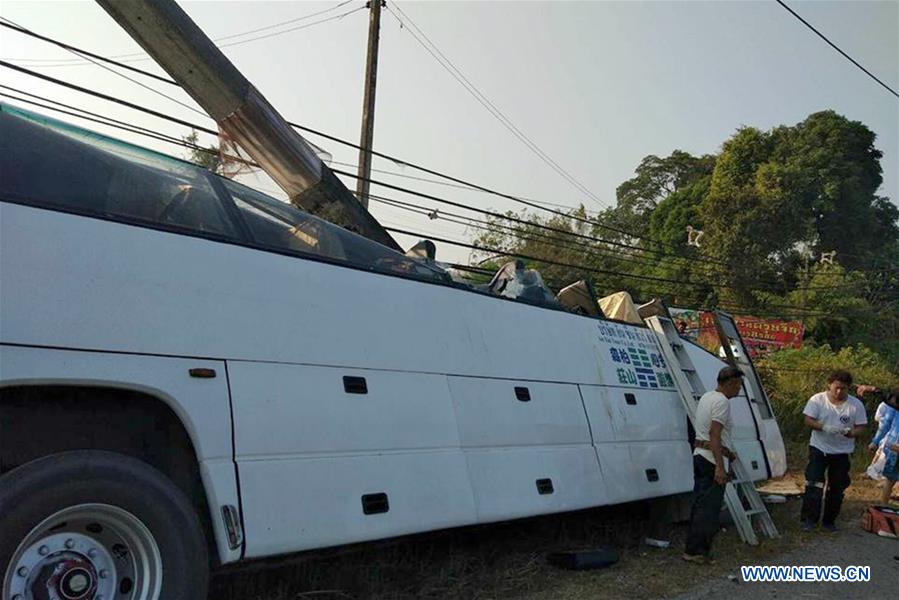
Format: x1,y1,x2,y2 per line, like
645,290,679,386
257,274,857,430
0,105,785,599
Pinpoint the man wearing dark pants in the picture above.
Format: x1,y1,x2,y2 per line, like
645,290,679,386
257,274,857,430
683,366,744,564
800,370,867,532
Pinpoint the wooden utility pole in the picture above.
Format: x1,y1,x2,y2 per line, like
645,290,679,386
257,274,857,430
356,0,384,209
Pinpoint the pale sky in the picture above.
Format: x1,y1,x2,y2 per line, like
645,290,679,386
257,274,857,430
1,0,897,265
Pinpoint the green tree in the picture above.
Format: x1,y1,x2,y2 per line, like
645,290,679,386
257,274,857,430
785,263,872,348
772,111,891,270
644,175,715,307
611,150,715,238
181,129,223,174
698,112,897,305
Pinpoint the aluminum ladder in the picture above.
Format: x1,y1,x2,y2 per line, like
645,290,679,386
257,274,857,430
711,311,777,422
645,315,779,546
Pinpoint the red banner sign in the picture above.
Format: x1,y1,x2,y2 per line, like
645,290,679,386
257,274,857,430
672,310,804,358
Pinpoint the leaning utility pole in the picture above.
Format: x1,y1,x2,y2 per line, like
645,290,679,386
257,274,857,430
95,0,400,251
355,0,384,209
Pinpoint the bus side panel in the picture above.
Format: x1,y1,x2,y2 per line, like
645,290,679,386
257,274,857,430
595,441,694,504
463,445,607,522
227,361,477,557
238,452,476,557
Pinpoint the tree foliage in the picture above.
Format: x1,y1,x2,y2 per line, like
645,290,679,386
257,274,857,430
610,150,715,238
469,110,898,363
699,112,896,299
181,129,223,174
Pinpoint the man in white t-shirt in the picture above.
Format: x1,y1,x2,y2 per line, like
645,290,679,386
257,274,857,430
800,370,867,532
683,366,743,564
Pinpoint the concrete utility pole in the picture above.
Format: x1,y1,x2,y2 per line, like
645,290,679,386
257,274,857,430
355,0,384,209
95,0,400,251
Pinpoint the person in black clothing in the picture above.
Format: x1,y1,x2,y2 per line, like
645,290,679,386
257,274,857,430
800,370,867,531
683,366,744,564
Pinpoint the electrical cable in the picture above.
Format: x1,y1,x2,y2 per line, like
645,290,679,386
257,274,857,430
2,90,894,318
3,14,893,290
216,6,367,50
0,23,759,269
0,18,207,118
366,193,679,272
369,194,677,275
775,0,899,99
0,1,360,64
335,165,875,291
0,77,879,294
329,159,604,216
385,2,606,209
0,68,884,293
215,0,356,42
379,224,885,298
1,53,717,274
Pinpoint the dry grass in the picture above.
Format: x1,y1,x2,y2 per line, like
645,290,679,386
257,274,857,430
209,501,651,600
209,449,891,600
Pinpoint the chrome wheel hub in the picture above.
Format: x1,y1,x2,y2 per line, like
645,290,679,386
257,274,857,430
4,504,162,600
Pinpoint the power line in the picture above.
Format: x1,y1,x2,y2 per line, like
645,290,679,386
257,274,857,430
0,23,639,231
0,53,699,268
0,73,880,295
0,60,221,134
330,168,797,284
380,225,725,289
302,119,899,283
0,89,243,168
0,22,745,272
329,159,604,216
0,90,800,294
385,2,607,209
216,0,357,42
0,20,172,83
378,223,887,298
4,45,893,287
217,5,367,49
368,194,674,273
0,87,869,320
0,89,665,291
366,193,676,272
3,7,365,68
1,17,606,219
369,192,899,294
336,166,878,290
4,14,894,289
775,0,899,99
0,1,359,65
0,70,883,298
1,99,891,317
296,119,676,247
0,18,206,118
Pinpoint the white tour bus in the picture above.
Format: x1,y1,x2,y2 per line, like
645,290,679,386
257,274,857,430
0,104,786,600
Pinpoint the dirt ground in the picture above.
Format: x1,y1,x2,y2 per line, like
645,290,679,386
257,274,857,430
209,472,897,600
